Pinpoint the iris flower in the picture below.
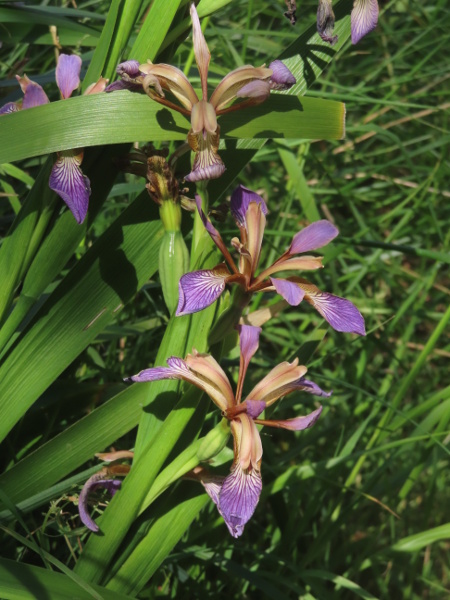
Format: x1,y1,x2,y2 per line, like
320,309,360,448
0,54,107,223
317,0,379,46
127,324,328,537
176,185,365,336
108,4,295,182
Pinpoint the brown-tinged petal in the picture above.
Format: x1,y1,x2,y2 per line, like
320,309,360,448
256,405,323,431
245,359,308,407
185,350,235,410
16,75,49,108
190,3,210,99
176,264,230,316
209,65,272,111
185,127,225,182
139,62,198,110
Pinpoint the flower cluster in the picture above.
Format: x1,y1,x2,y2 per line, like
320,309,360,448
73,4,368,538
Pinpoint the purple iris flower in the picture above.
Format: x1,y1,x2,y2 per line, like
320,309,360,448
176,185,366,336
316,0,379,46
0,54,107,224
78,473,123,532
126,324,328,537
107,4,295,182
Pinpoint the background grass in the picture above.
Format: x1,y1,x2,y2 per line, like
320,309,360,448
0,0,449,598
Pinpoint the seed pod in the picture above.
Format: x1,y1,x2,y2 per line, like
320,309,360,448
159,230,190,315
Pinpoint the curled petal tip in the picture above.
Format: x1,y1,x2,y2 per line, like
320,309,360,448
49,150,90,224
78,477,122,532
268,60,296,90
117,59,141,77
351,0,379,44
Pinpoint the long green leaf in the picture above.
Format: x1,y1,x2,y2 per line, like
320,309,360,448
0,93,345,164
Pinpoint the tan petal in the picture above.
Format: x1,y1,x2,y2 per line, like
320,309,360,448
139,62,198,110
245,202,266,276
210,65,272,111
231,414,262,470
190,3,210,99
245,359,307,407
185,350,235,410
256,255,324,282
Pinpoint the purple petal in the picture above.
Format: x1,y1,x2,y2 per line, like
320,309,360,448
268,60,296,90
270,277,305,306
16,75,49,109
245,399,266,419
260,405,323,431
176,266,229,316
0,102,19,114
289,220,339,254
117,60,141,78
201,475,225,507
125,356,190,383
55,54,81,99
105,80,143,93
298,377,332,398
306,291,366,335
236,80,270,102
230,185,267,228
317,0,338,46
218,465,262,538
49,150,90,224
78,475,122,532
351,0,379,44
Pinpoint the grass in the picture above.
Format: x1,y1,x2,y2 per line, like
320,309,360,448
0,0,448,598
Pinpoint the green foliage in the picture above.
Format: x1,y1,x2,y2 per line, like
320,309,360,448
0,0,448,599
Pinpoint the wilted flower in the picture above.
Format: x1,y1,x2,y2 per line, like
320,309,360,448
108,4,295,182
127,324,328,537
316,0,379,46
77,451,132,532
176,185,365,336
0,54,107,223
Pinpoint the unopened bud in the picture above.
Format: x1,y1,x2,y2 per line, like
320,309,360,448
159,229,190,315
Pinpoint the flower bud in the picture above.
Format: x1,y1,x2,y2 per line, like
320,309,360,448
159,229,190,315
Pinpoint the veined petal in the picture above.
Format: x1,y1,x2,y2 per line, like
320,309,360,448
268,60,296,90
209,65,272,111
185,128,225,182
289,220,338,254
317,0,338,46
55,53,81,99
105,79,143,93
185,350,235,410
235,324,261,402
218,463,262,538
126,356,191,383
139,62,198,110
190,3,210,99
49,149,90,224
351,0,379,44
219,416,262,538
78,475,122,532
0,102,19,114
245,359,307,406
16,75,49,108
236,80,271,103
176,264,230,316
230,185,267,228
256,405,323,431
300,283,366,335
270,277,305,306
